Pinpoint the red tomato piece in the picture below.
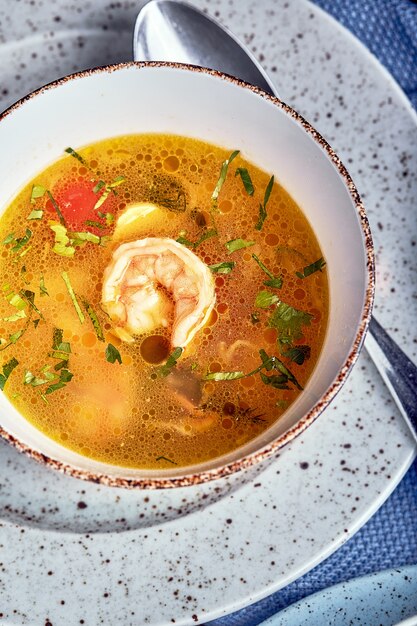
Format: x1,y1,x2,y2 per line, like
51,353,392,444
46,179,116,233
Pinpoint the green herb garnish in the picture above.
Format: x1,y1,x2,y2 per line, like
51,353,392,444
208,261,235,274
64,147,87,165
27,209,43,220
158,347,182,377
105,343,122,364
61,271,85,324
252,253,283,288
93,180,106,194
11,229,32,254
281,344,311,365
49,222,76,257
176,228,217,249
2,233,15,245
70,231,101,246
225,238,255,254
97,211,115,225
204,348,303,391
255,175,274,231
39,276,49,297
49,329,71,366
204,370,245,381
0,357,19,391
2,310,26,323
211,150,240,204
235,167,254,195
255,290,280,308
19,290,45,320
155,456,177,465
83,300,105,342
295,257,326,279
269,302,313,344
84,220,105,230
24,360,73,394
3,284,27,311
94,176,126,210
30,184,46,203
45,368,73,394
46,191,66,225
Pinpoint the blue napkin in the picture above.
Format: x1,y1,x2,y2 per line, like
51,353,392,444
315,0,417,109
206,1,417,624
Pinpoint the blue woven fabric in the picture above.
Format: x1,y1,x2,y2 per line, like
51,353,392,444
206,1,417,624
314,0,417,109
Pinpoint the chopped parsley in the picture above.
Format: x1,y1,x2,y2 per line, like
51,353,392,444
27,209,43,220
49,222,76,257
295,257,326,279
208,261,235,274
24,364,74,394
46,190,66,225
19,290,45,320
225,238,255,254
176,228,217,249
39,276,49,297
97,211,115,226
50,223,107,257
64,147,87,165
2,310,26,323
252,254,283,288
235,167,254,195
70,231,101,246
30,184,46,203
83,300,105,342
203,349,303,391
49,328,71,367
0,357,19,390
61,271,85,324
93,176,126,210
255,175,274,231
211,150,240,205
281,345,311,365
10,229,32,255
1,233,15,245
268,301,313,345
3,284,27,311
255,290,280,308
157,347,182,377
84,220,105,230
155,455,177,465
105,343,122,364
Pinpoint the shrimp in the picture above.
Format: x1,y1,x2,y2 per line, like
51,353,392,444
102,237,216,347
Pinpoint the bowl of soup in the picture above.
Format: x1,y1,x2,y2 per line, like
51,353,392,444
0,62,374,488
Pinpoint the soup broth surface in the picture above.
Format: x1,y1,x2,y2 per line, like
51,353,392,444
0,134,328,469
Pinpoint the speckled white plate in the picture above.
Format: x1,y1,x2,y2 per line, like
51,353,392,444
0,1,416,625
260,566,417,626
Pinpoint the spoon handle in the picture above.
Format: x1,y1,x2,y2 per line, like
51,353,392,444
365,316,417,441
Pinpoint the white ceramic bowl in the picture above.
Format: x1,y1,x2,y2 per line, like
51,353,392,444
0,63,374,488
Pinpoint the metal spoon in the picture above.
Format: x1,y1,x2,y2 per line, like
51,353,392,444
133,0,417,440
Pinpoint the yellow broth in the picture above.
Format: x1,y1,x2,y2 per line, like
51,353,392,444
0,134,328,469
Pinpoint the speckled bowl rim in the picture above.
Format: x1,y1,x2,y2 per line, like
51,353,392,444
0,61,375,489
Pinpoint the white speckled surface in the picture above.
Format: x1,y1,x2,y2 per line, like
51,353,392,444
260,565,417,626
0,0,416,624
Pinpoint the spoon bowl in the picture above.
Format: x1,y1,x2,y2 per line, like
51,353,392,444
134,0,276,94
